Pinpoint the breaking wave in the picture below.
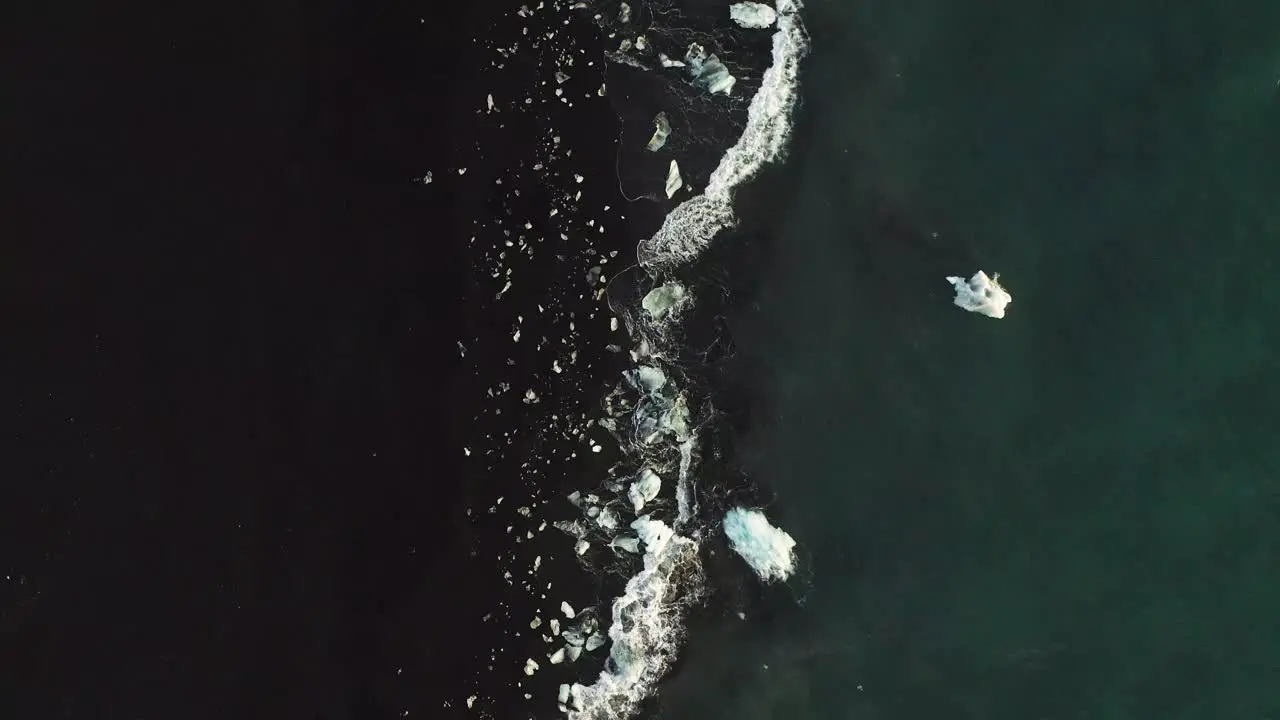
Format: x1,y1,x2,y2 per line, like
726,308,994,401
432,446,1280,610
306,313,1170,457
557,1,810,717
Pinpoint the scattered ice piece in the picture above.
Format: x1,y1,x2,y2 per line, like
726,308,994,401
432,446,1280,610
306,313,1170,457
729,2,778,28
524,658,540,675
558,684,571,705
664,160,683,198
563,627,586,647
597,506,620,530
618,1,631,22
685,43,736,95
457,167,467,175
631,515,674,555
610,536,640,553
659,53,686,68
561,601,576,619
550,618,561,635
486,93,495,111
530,616,543,629
626,366,667,393
641,282,687,320
584,632,607,652
646,112,671,152
946,271,1012,319
723,507,797,583
574,538,590,555
467,695,476,709
566,645,583,662
419,171,432,184
549,647,567,664
628,468,662,512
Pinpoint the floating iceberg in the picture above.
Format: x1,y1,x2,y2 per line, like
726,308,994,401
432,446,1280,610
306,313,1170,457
665,160,683,198
730,2,777,29
647,112,671,151
685,43,736,95
723,507,796,583
945,270,1012,319
628,468,662,512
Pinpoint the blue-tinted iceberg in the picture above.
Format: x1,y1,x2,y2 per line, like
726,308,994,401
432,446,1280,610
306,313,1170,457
723,507,796,583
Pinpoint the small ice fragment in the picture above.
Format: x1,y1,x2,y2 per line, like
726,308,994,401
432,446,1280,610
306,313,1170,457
618,1,631,22
561,601,576,619
628,468,662,512
945,270,1012,319
626,366,666,393
558,684,571,705
550,618,561,635
646,112,671,151
641,282,687,320
729,2,777,28
574,538,590,555
457,167,467,175
597,506,619,530
610,536,640,553
486,93,495,111
723,507,797,583
563,627,586,647
530,616,542,629
549,647,566,664
685,43,736,95
664,160,683,198
524,658,540,675
467,695,476,708
584,632,607,652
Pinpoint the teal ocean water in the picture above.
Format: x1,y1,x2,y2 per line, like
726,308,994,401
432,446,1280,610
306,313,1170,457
659,1,1280,717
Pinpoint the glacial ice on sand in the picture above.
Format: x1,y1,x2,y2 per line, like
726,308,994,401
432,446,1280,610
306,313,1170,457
946,270,1012,319
723,507,797,583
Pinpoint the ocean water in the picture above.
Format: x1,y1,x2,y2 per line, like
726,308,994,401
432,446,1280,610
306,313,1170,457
442,1,1280,717
656,1,1280,718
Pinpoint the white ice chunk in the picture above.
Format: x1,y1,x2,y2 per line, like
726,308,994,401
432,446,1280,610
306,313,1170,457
584,632,607,652
665,160,683,198
563,627,586,647
610,536,641,553
658,53,686,68
628,468,662,512
561,601,577,619
631,515,674,556
549,647,567,664
641,282,687,320
646,112,671,152
945,270,1012,319
730,2,777,28
558,684,571,705
524,658,540,675
597,506,620,530
486,93,495,111
574,538,591,555
723,507,797,583
685,43,736,95
626,366,667,393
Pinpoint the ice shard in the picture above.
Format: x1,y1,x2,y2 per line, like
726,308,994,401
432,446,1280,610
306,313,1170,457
945,270,1012,319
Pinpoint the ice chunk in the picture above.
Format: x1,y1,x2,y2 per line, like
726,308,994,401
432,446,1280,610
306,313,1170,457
729,2,777,28
723,507,797,583
945,270,1012,319
641,282,687,320
558,684,571,705
685,43,736,95
524,658,540,675
574,538,590,555
610,536,641,553
597,506,620,530
665,160,683,198
625,366,667,393
646,112,671,151
561,601,577,619
628,468,662,512
631,515,674,555
549,647,567,664
585,632,607,652
563,627,586,647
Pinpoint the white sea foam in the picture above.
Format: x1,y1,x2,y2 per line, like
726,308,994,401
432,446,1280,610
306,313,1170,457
639,0,809,267
723,507,797,582
562,2,809,717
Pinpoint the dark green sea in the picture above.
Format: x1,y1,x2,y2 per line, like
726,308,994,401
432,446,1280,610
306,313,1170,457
660,1,1280,717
